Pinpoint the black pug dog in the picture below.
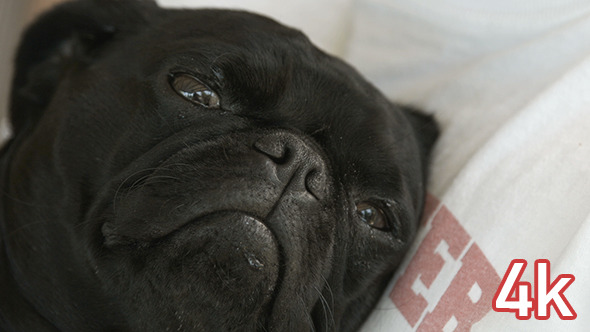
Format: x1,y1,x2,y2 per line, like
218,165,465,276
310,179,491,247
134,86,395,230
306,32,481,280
0,1,438,331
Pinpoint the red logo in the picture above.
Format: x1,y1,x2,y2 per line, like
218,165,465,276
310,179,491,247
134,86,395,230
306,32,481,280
391,195,501,331
492,259,576,320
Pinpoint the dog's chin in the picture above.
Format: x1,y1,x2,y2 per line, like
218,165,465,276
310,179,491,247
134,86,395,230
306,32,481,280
97,211,283,330
96,209,326,331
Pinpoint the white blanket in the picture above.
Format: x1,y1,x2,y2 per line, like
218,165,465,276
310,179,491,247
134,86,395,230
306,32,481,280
344,1,590,331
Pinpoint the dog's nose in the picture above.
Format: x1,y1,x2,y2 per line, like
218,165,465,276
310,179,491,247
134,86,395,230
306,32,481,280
253,131,329,201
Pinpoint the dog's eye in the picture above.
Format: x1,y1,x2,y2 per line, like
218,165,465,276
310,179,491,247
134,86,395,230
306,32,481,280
170,73,220,109
356,202,390,231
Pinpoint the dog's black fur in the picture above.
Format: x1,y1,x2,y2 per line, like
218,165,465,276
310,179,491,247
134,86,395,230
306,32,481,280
0,1,438,331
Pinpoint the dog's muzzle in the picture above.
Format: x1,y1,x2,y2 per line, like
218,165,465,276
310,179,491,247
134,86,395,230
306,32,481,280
101,130,332,243
96,130,336,326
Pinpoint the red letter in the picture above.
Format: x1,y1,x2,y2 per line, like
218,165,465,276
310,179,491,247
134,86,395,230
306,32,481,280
418,244,501,332
391,206,471,327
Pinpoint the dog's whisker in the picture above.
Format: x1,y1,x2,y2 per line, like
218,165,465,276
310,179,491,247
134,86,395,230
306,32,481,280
309,124,330,137
319,274,335,309
298,294,317,332
120,175,154,201
318,273,336,329
0,187,53,209
72,217,97,234
3,219,51,239
126,172,157,190
256,319,269,332
142,175,182,187
312,284,330,331
113,167,160,213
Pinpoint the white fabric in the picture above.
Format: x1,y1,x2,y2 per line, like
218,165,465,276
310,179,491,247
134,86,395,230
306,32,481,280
344,1,590,331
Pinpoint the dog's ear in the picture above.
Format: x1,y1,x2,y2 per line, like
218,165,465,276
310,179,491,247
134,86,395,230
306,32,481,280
400,105,439,170
9,0,158,136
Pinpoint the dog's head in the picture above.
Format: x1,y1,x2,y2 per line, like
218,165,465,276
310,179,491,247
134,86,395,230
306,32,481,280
0,1,438,331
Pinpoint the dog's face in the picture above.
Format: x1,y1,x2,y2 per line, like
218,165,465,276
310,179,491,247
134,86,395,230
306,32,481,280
0,1,437,331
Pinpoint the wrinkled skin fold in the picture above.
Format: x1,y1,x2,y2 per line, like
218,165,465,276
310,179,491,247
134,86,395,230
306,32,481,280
0,1,438,331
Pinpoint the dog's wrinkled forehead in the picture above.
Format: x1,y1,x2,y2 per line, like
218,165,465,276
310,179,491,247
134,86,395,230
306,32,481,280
131,10,379,115
93,9,419,190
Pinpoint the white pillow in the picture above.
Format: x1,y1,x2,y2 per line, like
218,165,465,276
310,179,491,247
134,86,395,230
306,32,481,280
345,1,590,331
